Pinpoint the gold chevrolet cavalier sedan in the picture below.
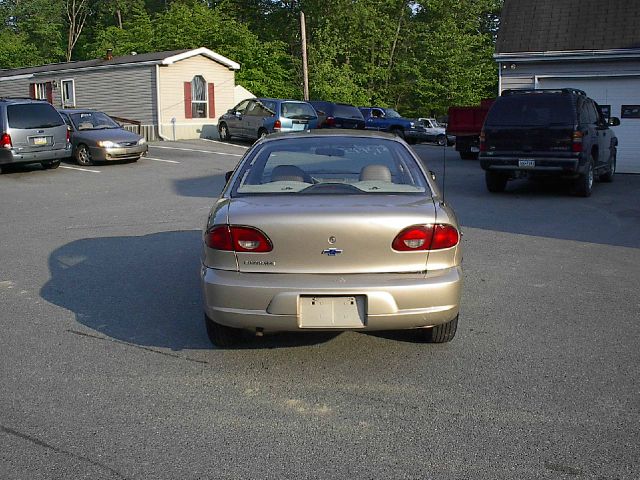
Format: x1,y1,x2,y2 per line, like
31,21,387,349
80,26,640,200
201,130,462,347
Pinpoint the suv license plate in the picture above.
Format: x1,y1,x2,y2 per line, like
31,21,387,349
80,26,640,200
33,137,47,146
470,146,480,153
518,159,535,168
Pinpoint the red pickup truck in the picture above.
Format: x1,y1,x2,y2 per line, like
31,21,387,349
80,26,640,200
446,99,494,160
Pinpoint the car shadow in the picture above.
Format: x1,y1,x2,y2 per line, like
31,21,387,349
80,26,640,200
173,173,227,198
40,230,335,350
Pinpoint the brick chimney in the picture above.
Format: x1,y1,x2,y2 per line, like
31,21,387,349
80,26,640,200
105,49,113,61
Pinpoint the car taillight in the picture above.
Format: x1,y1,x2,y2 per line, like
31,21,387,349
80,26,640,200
274,119,282,130
392,225,459,251
66,127,71,143
1,133,12,149
572,130,583,152
479,129,486,152
205,225,273,252
325,116,336,127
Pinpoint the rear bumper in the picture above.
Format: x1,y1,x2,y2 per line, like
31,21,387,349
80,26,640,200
0,146,71,165
201,267,462,332
480,155,583,174
89,144,147,161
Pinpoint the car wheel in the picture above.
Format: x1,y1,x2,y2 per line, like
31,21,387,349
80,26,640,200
218,123,231,141
574,158,594,197
390,128,405,139
75,144,93,166
257,128,268,140
486,170,507,193
424,315,458,343
42,159,60,169
599,148,616,183
204,314,242,348
436,134,446,146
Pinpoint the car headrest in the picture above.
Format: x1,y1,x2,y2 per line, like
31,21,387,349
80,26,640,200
359,164,392,182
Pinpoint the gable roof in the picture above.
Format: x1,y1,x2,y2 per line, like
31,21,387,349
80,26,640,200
496,0,640,54
0,47,240,79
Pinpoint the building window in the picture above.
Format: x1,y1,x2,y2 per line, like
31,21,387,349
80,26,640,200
191,75,207,118
61,79,75,107
34,82,48,100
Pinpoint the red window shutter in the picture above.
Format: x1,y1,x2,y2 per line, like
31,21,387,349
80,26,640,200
184,82,192,119
29,83,35,99
208,83,215,118
46,82,53,104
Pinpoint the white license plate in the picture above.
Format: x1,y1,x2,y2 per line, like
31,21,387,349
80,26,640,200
519,159,536,168
33,137,47,146
299,296,365,328
470,146,480,153
291,123,306,131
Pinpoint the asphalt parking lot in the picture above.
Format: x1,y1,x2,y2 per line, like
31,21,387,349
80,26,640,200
1,139,639,479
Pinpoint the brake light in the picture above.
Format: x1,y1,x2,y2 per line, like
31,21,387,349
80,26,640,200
392,225,459,251
274,119,282,131
325,116,336,127
572,130,583,152
66,127,71,143
1,133,12,149
205,225,273,252
479,129,486,152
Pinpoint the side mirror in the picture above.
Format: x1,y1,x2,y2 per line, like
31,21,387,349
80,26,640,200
225,171,234,183
227,109,234,114
609,117,620,126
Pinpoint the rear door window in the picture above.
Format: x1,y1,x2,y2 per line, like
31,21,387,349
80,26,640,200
486,95,574,126
281,102,317,119
334,104,363,119
8,103,65,129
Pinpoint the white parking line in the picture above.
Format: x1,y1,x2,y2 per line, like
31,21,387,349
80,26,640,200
149,145,243,157
199,138,248,149
144,157,180,164
60,165,101,173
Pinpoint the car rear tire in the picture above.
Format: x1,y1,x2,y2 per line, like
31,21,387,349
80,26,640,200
75,144,93,166
257,128,268,140
574,159,594,197
42,159,60,169
486,171,507,192
436,134,446,146
204,314,242,348
599,148,616,183
424,315,458,343
218,123,231,141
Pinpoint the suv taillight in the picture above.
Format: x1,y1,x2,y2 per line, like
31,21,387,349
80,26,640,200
392,225,459,251
205,225,273,253
572,131,583,152
1,133,12,149
325,116,336,127
273,119,282,130
66,127,71,143
479,129,486,152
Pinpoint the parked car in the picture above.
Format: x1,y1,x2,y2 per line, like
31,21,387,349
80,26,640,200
0,98,71,171
201,129,463,347
308,101,365,129
417,117,455,146
218,98,318,142
479,88,619,196
358,107,427,144
59,109,147,166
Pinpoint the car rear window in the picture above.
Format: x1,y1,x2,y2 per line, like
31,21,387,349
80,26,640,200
281,102,317,119
334,104,363,119
485,95,574,126
7,103,65,129
233,136,429,196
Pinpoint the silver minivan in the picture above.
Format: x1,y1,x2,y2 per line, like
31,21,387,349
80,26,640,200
0,98,71,171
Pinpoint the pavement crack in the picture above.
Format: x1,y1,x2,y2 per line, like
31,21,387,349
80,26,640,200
66,329,208,364
1,424,128,479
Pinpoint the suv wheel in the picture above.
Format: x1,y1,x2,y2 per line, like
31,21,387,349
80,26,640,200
574,159,594,197
75,145,93,166
486,170,508,193
218,123,231,141
436,134,446,146
42,160,60,169
423,315,458,343
257,128,268,140
204,314,242,348
600,148,616,183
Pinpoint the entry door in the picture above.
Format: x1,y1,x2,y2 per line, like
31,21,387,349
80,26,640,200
538,76,640,174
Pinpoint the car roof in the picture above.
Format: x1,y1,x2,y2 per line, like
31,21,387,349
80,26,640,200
59,108,102,114
257,97,310,103
0,97,52,105
257,128,399,142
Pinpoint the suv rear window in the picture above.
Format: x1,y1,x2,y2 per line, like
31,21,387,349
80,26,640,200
281,102,317,119
7,103,65,129
485,95,574,126
333,104,362,118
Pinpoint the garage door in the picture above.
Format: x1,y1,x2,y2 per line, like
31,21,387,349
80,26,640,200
537,76,640,174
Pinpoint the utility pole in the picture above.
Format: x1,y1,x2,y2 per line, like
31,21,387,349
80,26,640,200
300,11,309,101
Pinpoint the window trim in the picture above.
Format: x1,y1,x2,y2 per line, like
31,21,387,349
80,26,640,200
191,75,207,119
61,78,76,108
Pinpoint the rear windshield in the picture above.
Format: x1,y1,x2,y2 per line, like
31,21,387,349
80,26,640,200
232,136,429,196
334,104,363,119
485,95,574,126
281,102,317,120
7,103,65,129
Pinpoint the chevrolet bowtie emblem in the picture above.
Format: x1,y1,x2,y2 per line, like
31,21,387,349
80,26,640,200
321,248,343,256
